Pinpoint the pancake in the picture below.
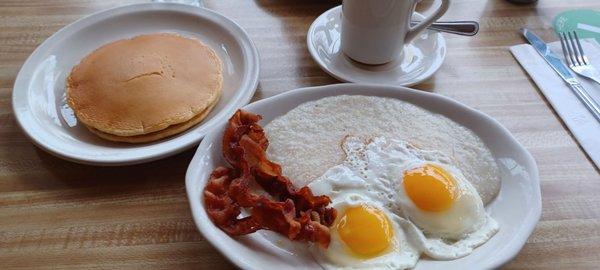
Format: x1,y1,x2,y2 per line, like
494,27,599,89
67,33,222,139
264,95,501,205
87,93,219,143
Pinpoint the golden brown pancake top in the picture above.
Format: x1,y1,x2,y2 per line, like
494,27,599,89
67,33,223,137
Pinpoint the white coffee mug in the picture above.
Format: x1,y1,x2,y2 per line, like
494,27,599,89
341,0,450,65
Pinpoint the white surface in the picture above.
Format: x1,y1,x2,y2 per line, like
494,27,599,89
307,6,447,87
186,83,541,270
152,0,203,7
341,0,449,65
12,3,260,165
510,39,600,167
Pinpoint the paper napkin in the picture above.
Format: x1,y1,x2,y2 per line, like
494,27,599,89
510,38,600,168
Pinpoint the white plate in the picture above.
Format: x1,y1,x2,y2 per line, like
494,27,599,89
12,3,259,165
186,83,541,269
307,6,446,86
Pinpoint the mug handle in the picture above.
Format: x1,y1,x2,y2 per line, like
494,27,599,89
405,0,451,43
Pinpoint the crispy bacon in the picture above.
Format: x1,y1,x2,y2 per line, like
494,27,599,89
204,110,336,248
203,167,261,235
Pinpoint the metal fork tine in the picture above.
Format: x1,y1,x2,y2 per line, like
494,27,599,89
559,33,572,66
558,31,600,85
562,32,576,66
573,32,588,65
567,32,582,66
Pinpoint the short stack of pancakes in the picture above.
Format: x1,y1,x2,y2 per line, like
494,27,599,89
67,33,223,143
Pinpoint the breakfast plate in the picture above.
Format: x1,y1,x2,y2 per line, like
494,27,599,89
186,83,541,269
307,6,446,86
12,3,259,165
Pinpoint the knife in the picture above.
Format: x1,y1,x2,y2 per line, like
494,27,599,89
521,28,600,122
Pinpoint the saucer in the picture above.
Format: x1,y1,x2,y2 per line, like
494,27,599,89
307,6,447,86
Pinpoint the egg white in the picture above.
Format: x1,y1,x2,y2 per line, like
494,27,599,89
398,213,499,260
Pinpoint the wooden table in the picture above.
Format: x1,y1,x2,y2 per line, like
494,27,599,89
1,0,599,269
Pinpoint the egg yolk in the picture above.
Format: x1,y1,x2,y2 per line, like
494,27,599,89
336,205,393,258
403,164,457,212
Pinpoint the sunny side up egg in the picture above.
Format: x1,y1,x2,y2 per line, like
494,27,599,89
308,136,499,268
353,136,499,260
318,195,420,270
308,166,419,270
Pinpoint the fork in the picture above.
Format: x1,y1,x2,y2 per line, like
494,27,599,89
559,31,600,85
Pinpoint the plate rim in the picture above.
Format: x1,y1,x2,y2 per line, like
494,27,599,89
306,5,447,87
11,2,260,166
185,83,542,270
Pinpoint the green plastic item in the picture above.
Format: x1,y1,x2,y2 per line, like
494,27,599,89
554,9,600,43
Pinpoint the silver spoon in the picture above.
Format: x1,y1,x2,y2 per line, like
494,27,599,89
412,21,480,36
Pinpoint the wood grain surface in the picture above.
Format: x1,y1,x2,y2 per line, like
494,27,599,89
1,0,599,269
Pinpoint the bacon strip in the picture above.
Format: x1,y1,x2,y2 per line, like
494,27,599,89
204,110,336,247
203,167,261,235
